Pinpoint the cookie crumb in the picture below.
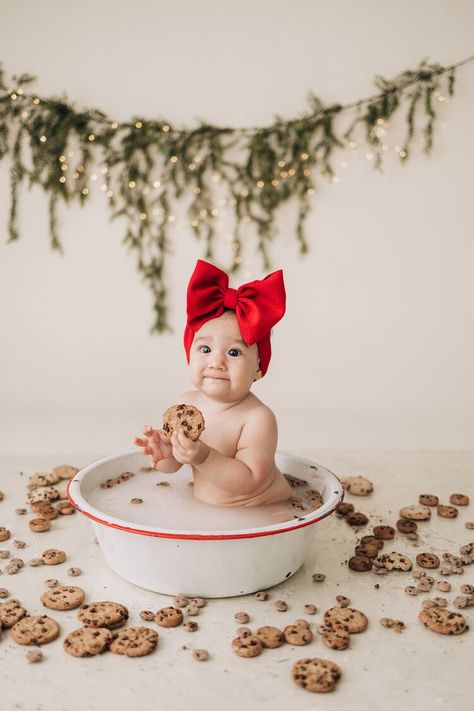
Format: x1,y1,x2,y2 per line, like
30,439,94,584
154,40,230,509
234,611,250,624
274,600,288,612
303,603,317,615
174,595,190,608
312,573,326,583
130,498,143,505
139,610,155,621
26,650,44,663
68,567,82,577
183,621,199,632
44,578,59,588
193,648,209,661
254,591,268,601
190,598,207,608
5,561,21,574
12,539,26,549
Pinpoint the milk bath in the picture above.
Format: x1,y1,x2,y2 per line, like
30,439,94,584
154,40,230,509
88,467,318,531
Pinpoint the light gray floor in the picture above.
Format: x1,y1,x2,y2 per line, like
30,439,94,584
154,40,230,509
0,451,472,711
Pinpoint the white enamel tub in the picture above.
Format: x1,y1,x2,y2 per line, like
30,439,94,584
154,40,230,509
67,450,343,598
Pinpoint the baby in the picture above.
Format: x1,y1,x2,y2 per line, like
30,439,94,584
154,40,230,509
134,259,292,507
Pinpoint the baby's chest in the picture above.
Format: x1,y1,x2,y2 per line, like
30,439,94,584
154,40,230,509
200,414,243,457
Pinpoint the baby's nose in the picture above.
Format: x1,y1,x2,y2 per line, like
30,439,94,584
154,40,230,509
209,351,226,368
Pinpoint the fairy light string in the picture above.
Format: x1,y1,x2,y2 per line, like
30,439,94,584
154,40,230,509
0,55,472,332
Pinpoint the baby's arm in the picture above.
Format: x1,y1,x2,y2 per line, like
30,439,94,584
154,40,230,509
171,407,278,497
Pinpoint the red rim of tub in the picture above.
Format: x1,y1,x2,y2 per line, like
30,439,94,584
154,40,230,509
67,453,344,541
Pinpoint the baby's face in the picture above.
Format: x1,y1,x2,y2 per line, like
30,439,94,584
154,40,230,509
189,312,262,403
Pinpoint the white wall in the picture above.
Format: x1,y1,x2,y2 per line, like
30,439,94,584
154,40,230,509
1,0,473,455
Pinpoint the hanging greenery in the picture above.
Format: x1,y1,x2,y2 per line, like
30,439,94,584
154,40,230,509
0,56,472,332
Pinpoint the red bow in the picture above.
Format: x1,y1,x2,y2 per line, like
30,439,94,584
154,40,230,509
184,260,286,376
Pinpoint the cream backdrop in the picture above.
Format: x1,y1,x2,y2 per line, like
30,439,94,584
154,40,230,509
1,0,473,456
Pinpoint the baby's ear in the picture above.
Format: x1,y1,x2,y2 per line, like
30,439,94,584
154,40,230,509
253,368,263,382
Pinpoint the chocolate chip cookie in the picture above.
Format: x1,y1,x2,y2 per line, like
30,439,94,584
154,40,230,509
11,614,60,645
255,625,285,648
416,552,440,569
449,493,469,506
419,607,468,635
375,552,413,572
283,622,313,645
64,627,114,657
163,404,205,441
41,585,85,611
109,627,159,656
399,505,431,521
292,657,341,693
320,626,351,650
231,635,263,657
0,598,27,628
78,601,129,629
437,505,458,519
41,549,66,565
155,606,183,628
324,607,368,633
341,476,373,496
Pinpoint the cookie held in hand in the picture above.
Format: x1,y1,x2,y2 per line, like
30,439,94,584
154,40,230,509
163,404,205,441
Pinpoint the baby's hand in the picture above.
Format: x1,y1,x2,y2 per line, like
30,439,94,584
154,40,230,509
171,430,208,466
133,426,174,469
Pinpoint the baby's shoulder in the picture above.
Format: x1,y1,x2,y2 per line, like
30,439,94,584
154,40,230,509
242,395,277,427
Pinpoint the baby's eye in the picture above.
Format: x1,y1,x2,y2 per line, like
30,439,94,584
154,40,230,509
199,345,211,354
228,348,241,357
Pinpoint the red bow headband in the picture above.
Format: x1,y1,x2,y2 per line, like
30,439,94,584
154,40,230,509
184,260,286,376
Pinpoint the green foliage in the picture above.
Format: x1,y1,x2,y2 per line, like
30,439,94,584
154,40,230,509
0,57,469,332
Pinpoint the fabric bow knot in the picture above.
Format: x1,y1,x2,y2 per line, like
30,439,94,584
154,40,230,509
184,259,286,376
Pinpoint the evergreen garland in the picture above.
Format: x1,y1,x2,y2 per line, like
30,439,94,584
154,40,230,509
0,56,472,332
